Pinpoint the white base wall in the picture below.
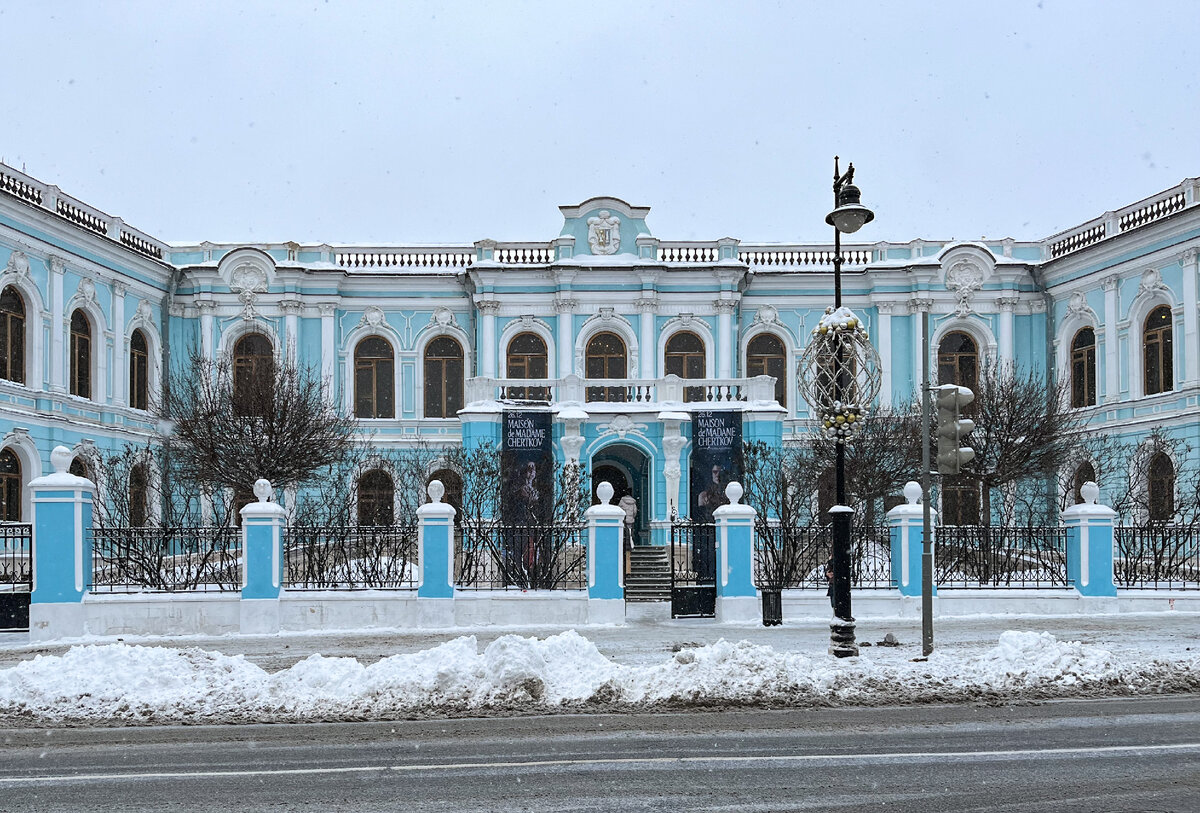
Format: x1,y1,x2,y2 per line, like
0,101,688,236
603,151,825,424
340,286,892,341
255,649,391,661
21,589,1200,642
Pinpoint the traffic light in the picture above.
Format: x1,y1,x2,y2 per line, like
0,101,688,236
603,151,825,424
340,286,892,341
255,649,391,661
935,385,975,475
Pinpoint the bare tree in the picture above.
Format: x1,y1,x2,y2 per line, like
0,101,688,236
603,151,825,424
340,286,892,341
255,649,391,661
814,404,925,525
962,363,1084,526
159,347,356,497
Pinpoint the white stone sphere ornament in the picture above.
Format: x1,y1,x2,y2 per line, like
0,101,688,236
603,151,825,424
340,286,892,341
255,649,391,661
798,306,882,445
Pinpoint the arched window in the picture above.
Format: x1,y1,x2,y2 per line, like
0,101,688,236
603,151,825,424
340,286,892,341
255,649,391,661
424,336,464,418
68,456,92,482
665,331,706,402
130,329,150,411
1148,452,1175,522
1072,462,1097,505
1143,306,1173,396
585,331,628,403
354,336,395,418
357,469,395,526
233,333,273,416
70,309,92,398
129,463,149,527
506,332,549,401
0,286,25,384
0,449,20,521
937,331,978,393
746,333,787,407
1070,327,1096,408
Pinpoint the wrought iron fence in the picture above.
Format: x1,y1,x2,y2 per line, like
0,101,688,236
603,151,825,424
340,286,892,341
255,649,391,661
753,523,892,589
1114,525,1199,589
935,525,1070,588
670,517,716,586
284,524,419,590
0,523,32,592
455,522,586,590
91,526,242,592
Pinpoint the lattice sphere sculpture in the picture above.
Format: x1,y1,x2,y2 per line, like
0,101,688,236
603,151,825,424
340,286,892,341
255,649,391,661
797,306,882,444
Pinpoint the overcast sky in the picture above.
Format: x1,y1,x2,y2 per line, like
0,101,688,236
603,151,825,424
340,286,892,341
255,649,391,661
2,1,1197,247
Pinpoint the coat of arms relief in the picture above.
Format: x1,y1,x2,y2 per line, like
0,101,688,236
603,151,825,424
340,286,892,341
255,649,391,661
587,210,620,255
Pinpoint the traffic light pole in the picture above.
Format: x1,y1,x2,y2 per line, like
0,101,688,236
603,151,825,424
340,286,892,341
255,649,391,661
921,311,933,656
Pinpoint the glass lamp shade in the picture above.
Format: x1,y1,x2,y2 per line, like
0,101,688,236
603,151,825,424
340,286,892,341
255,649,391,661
826,203,875,234
825,182,875,234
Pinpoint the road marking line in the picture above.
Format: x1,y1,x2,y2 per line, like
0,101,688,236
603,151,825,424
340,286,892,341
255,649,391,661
4,742,1199,785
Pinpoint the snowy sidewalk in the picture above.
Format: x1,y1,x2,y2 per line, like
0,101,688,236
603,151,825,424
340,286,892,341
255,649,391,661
1,613,1197,726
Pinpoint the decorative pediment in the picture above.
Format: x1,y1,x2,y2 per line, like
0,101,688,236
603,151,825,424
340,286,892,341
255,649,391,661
217,247,276,293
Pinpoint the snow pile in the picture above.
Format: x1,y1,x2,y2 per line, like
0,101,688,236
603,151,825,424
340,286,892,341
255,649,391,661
1,630,1196,725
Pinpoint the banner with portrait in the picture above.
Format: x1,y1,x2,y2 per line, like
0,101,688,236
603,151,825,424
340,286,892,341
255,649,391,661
689,410,743,524
500,410,554,526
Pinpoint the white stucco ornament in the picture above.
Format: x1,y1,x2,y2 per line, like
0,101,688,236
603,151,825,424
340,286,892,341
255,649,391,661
945,259,986,317
230,263,268,293
587,210,621,255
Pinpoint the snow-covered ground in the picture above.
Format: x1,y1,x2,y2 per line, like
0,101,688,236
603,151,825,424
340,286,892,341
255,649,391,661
2,620,1198,726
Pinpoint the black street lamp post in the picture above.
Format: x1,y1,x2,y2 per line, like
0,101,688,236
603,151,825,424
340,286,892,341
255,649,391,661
825,157,874,658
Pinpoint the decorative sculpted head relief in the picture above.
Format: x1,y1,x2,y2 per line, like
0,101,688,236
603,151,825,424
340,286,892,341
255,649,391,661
587,210,621,255
945,259,985,317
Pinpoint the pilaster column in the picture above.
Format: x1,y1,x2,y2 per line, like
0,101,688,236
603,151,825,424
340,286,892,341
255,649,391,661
318,303,336,394
554,297,577,379
49,255,65,392
714,300,736,379
636,298,657,379
477,299,501,379
875,302,893,407
1102,276,1119,402
112,282,127,406
198,300,216,360
910,297,933,384
1180,249,1199,386
281,298,302,365
997,297,1018,366
660,412,689,518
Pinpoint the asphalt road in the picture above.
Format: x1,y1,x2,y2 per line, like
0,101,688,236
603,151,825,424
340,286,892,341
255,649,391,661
0,696,1197,812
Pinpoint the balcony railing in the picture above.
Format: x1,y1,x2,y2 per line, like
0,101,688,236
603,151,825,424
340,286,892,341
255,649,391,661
0,163,168,261
1046,177,1199,259
465,374,779,406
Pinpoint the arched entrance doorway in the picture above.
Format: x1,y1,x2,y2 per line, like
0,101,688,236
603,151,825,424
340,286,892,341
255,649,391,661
590,443,649,547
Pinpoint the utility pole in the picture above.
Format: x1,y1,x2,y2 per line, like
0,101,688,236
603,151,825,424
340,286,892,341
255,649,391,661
921,312,933,657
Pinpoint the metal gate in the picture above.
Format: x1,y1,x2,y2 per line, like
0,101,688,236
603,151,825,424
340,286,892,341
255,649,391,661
670,516,716,618
0,523,32,631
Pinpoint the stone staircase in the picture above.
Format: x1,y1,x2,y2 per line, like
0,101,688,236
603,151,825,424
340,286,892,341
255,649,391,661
625,545,672,602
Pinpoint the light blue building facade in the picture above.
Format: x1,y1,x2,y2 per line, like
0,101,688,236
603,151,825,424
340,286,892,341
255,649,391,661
1,164,1197,536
